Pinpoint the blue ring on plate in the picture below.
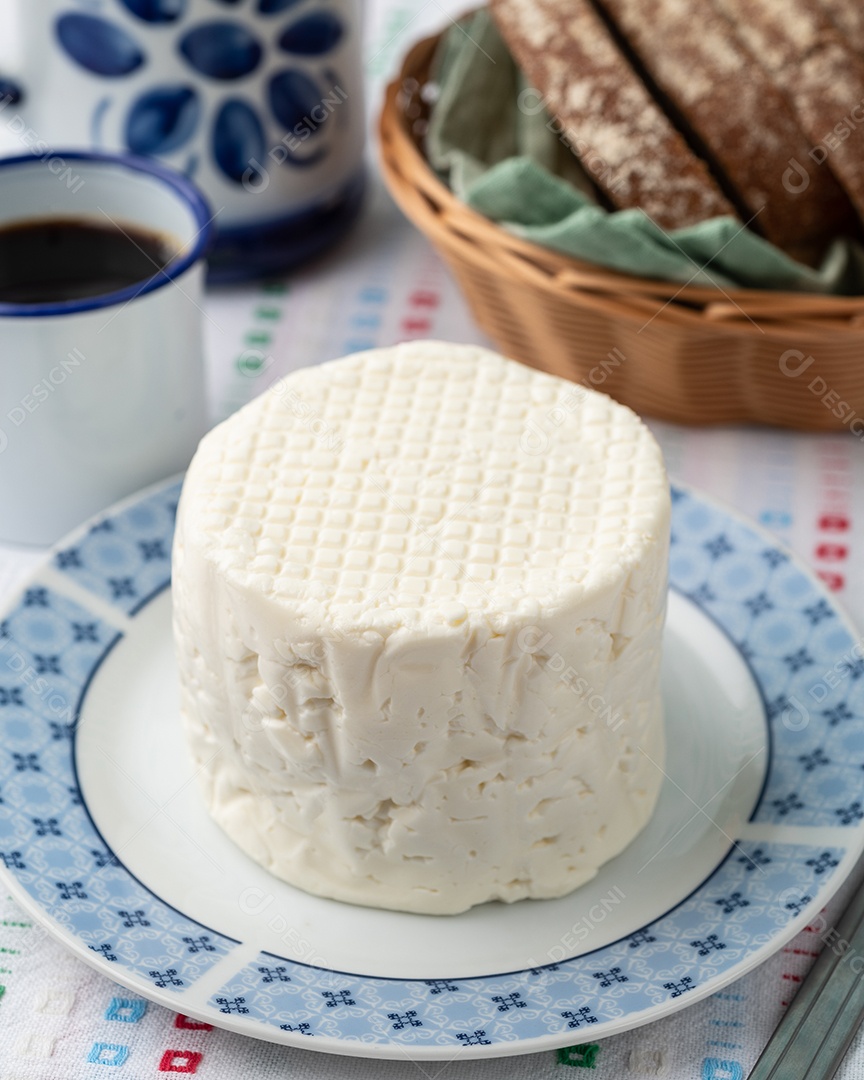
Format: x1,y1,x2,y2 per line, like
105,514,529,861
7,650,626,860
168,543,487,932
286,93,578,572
0,150,214,319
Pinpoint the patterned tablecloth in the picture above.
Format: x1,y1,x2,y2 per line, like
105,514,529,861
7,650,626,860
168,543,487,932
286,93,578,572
1,1,864,1076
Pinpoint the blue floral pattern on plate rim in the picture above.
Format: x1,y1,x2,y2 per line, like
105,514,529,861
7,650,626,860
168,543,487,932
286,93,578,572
0,476,862,1059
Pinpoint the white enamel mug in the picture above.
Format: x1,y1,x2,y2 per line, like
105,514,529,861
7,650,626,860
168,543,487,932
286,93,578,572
0,151,212,546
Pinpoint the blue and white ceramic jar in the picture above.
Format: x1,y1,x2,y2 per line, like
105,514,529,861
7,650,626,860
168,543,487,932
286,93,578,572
0,0,366,280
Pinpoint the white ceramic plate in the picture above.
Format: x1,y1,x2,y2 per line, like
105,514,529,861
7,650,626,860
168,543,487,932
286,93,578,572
0,478,862,1059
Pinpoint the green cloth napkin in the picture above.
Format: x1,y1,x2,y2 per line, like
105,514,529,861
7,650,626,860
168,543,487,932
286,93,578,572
425,10,864,294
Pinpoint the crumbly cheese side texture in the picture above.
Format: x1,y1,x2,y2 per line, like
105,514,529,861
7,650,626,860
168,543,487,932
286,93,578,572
172,342,670,915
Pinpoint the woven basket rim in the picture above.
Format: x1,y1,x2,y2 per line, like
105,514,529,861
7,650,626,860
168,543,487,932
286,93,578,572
379,29,864,333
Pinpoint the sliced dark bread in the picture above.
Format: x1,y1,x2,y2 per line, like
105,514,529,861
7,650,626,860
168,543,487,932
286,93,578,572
489,0,735,230
594,0,857,261
713,0,864,222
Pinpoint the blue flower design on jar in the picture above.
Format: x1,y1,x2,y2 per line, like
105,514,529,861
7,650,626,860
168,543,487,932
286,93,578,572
126,86,201,155
179,23,263,80
54,0,348,184
213,100,265,181
56,14,145,77
120,0,188,23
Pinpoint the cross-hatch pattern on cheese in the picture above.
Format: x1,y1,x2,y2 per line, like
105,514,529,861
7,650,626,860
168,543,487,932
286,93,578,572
172,342,670,915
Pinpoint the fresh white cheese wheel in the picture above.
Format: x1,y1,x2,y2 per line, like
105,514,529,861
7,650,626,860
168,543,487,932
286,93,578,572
173,341,670,915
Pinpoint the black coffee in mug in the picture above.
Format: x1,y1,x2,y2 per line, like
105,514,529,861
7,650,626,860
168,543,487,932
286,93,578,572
0,216,179,304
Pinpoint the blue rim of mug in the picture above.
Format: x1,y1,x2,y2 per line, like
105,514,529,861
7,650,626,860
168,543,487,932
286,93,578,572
0,151,214,319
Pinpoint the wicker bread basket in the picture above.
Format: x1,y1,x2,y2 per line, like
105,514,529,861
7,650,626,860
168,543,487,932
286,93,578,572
379,30,864,430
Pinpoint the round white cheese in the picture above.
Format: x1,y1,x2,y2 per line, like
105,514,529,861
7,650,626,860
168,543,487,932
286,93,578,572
172,341,670,915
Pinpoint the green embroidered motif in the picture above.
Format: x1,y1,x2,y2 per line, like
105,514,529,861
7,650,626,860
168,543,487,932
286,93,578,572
243,330,272,347
557,1043,600,1068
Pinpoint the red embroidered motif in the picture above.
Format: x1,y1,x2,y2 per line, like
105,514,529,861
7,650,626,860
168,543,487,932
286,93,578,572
159,1049,203,1073
409,290,440,308
400,317,432,333
817,570,845,591
174,1014,213,1031
819,514,850,532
